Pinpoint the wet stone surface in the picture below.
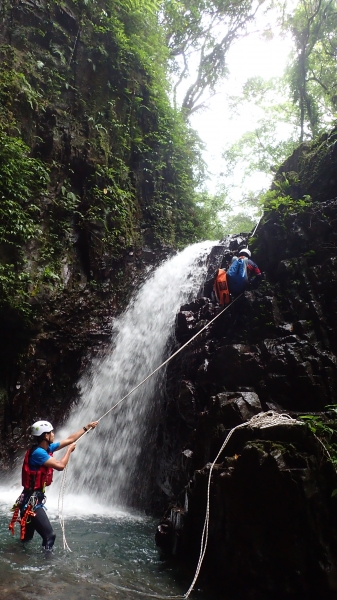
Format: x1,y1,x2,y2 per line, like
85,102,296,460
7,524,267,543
154,199,337,597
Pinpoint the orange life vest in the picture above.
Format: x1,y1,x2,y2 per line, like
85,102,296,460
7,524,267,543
213,269,231,306
21,448,53,491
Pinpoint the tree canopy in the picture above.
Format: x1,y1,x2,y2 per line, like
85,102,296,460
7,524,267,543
161,0,265,117
283,0,337,140
215,0,337,230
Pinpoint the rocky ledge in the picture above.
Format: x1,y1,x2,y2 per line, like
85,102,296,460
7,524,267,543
154,196,337,598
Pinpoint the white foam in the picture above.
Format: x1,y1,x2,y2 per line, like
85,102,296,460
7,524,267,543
55,241,214,507
0,241,215,513
0,487,143,521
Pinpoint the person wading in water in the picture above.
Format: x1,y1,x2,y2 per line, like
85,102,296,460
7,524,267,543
9,419,98,550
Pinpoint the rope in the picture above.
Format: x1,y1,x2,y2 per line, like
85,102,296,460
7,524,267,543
104,583,183,599
59,409,304,600
58,462,72,552
249,213,264,238
96,294,244,423
58,295,243,551
183,411,303,598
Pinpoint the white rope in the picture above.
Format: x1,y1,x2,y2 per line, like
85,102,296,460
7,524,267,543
183,411,303,598
58,462,72,552
58,409,305,599
97,295,244,423
250,213,264,238
58,296,243,551
104,583,183,599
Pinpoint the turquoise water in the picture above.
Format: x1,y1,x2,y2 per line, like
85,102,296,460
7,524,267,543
0,498,218,600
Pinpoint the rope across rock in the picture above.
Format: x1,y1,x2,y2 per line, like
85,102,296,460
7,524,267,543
57,298,306,598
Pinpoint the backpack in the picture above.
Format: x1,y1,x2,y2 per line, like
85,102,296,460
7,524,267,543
213,269,231,305
226,258,248,294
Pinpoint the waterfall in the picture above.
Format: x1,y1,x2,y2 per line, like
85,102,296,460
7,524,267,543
56,241,214,509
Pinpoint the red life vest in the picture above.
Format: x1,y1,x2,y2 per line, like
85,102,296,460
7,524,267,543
21,447,53,491
213,269,231,306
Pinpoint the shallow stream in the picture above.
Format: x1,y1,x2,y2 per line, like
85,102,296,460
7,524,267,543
0,490,220,600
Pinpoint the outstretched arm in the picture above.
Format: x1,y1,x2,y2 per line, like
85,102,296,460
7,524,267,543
58,421,98,450
44,443,76,471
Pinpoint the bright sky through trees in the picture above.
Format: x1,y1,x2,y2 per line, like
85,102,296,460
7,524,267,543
167,0,337,233
190,26,293,195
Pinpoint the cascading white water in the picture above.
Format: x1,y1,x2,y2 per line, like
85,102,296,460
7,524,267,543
56,241,214,509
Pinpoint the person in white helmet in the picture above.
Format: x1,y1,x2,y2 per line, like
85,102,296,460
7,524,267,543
237,248,262,290
227,248,262,294
9,419,98,550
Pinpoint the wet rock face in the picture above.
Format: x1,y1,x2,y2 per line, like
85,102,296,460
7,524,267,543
187,427,337,598
0,247,167,466
0,0,177,462
154,204,337,596
272,129,337,204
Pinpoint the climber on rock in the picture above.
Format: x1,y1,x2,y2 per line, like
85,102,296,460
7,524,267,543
226,248,262,296
212,248,262,305
9,419,98,551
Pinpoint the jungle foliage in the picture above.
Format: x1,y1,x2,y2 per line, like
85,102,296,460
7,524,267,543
218,0,337,224
0,0,237,322
161,0,264,116
2,0,336,324
0,130,50,317
300,406,337,476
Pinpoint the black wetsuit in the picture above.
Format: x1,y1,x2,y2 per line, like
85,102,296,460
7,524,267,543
20,443,57,550
20,490,56,549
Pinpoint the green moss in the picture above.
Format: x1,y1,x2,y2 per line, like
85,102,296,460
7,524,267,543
0,130,50,318
0,0,223,329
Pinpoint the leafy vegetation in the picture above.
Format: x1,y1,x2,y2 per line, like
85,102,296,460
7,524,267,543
216,0,337,226
161,0,265,117
0,0,238,328
261,190,312,214
300,407,337,476
2,0,336,321
0,130,49,316
283,0,337,141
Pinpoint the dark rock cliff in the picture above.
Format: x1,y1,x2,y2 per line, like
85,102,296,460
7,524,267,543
154,134,337,598
0,1,204,462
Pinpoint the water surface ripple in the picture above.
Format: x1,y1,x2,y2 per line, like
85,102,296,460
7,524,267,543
0,509,202,599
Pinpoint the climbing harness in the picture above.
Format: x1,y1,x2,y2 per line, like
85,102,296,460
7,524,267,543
20,502,37,540
8,504,20,537
9,445,54,540
8,492,39,540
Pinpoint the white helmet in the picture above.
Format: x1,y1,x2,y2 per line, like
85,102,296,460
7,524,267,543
239,248,251,258
31,420,54,436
